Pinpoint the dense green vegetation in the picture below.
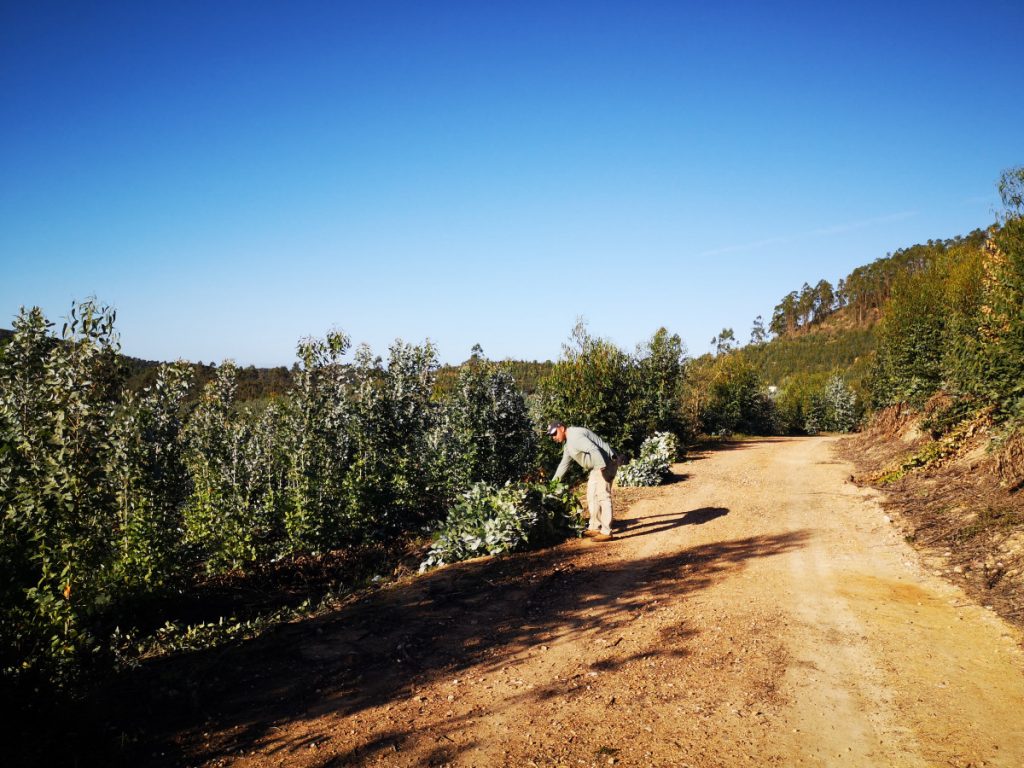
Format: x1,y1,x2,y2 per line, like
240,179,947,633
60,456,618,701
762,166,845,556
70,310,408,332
617,432,680,487
871,168,1024,428
0,308,686,694
696,182,1004,437
436,356,554,397
716,327,872,434
124,357,294,403
743,327,876,389
537,322,688,462
418,480,582,572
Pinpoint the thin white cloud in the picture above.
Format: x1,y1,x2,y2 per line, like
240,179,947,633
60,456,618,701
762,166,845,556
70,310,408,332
961,195,994,205
695,211,919,259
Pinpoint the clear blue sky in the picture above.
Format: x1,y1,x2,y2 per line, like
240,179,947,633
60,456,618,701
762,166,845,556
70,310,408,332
2,1,1022,366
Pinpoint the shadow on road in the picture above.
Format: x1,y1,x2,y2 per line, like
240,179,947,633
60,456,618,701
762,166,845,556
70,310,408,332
93,526,809,767
660,471,690,485
616,506,729,538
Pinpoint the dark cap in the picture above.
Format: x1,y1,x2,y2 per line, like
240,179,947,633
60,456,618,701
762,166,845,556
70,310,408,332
546,421,564,435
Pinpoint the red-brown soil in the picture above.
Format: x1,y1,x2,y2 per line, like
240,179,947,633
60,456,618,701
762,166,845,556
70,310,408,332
89,437,1024,767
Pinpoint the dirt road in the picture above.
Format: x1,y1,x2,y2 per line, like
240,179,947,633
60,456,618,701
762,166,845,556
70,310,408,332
163,437,1024,768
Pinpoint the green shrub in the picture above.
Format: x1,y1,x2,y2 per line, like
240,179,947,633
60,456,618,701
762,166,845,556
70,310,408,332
428,349,538,508
280,331,353,553
686,353,778,435
625,328,689,448
419,481,582,571
804,374,860,434
181,363,287,573
537,321,635,456
0,301,125,680
108,361,193,592
342,340,439,536
772,371,827,434
617,432,679,487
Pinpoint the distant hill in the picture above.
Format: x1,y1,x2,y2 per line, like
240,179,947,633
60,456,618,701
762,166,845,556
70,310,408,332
435,358,554,396
2,327,552,402
741,228,991,397
743,319,877,391
763,229,987,339
0,328,295,402
122,357,295,403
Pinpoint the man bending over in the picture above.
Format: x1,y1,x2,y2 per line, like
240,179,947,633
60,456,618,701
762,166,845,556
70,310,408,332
548,421,621,542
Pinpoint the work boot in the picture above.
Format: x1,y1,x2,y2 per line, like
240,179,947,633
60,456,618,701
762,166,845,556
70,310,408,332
592,533,614,542
583,529,602,538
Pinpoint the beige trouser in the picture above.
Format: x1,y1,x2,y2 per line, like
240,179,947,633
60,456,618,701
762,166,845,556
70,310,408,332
587,466,615,534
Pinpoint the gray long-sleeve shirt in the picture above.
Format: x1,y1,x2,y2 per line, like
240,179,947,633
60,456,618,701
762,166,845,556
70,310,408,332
553,426,616,481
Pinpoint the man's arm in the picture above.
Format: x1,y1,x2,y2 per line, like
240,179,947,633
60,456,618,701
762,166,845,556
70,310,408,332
552,446,573,482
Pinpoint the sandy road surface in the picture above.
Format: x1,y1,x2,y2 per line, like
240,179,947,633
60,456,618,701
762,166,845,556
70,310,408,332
169,437,1024,768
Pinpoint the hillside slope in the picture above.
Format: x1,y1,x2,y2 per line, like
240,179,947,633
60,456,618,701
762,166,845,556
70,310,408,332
839,405,1024,628
744,319,876,389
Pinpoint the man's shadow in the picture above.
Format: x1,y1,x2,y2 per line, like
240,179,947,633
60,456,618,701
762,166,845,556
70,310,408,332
616,507,728,538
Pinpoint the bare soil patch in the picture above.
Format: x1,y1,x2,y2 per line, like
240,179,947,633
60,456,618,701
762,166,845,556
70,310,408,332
837,412,1024,631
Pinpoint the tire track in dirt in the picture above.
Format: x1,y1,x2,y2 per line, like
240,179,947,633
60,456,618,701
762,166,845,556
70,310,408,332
160,437,1024,768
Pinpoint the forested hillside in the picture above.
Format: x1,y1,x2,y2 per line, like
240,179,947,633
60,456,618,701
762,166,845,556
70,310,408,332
766,229,987,336
692,203,1001,438
774,166,1024,430
744,326,876,388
